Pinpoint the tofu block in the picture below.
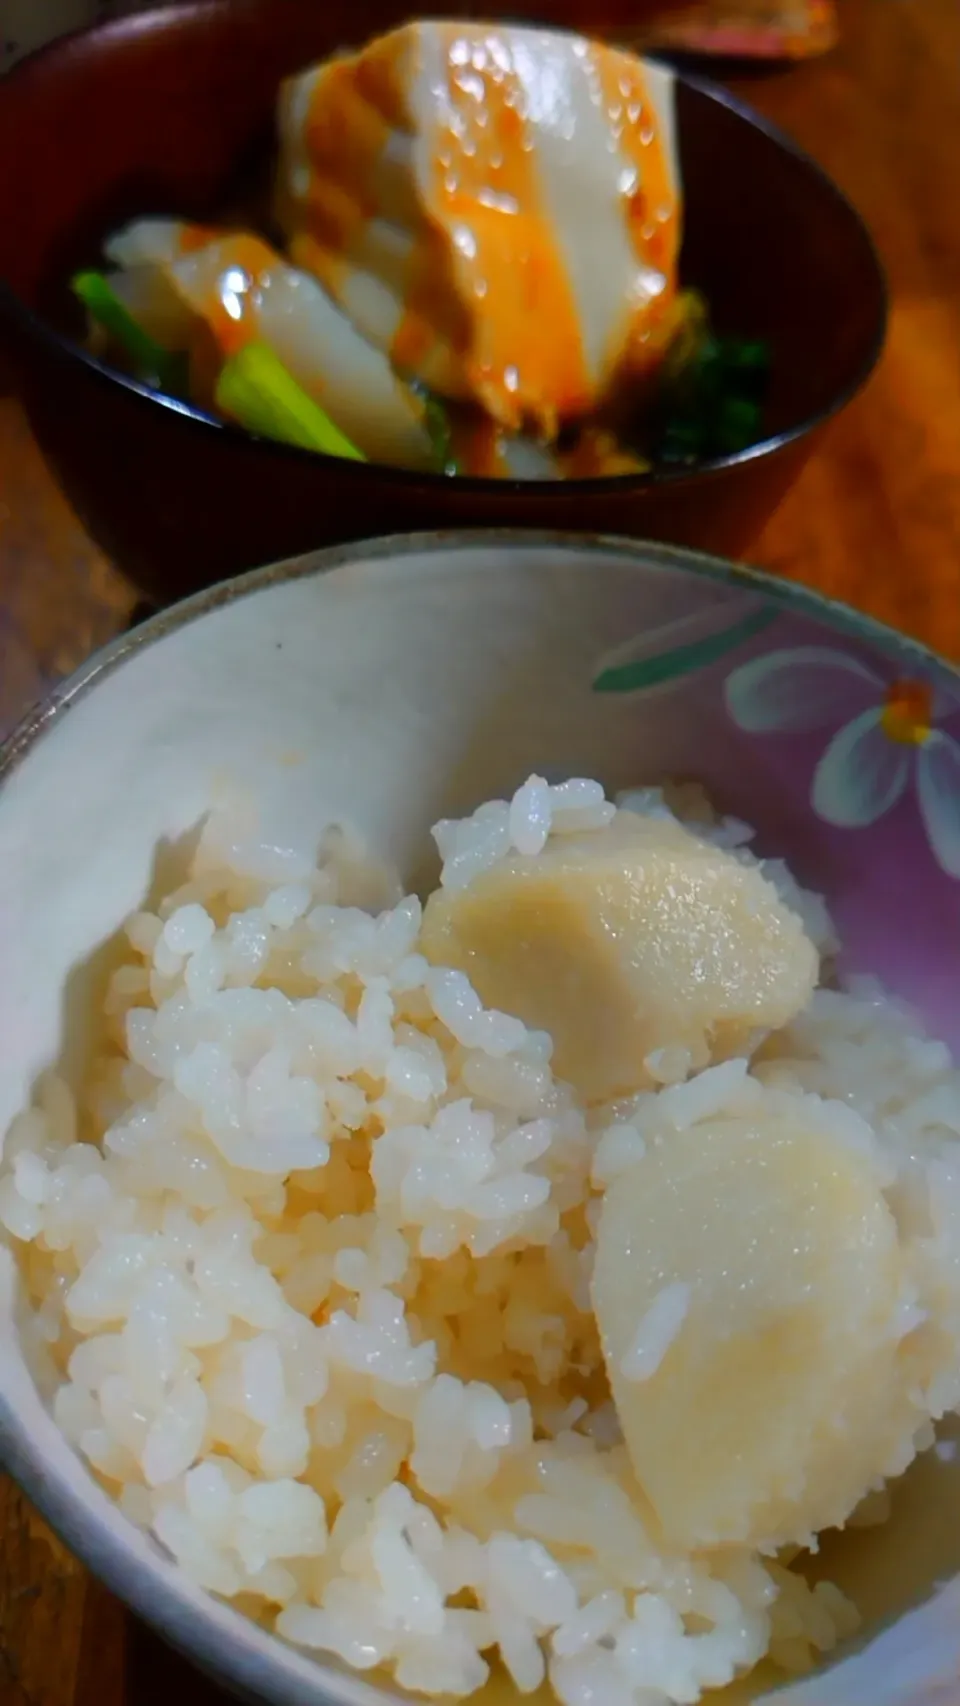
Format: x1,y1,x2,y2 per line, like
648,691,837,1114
276,22,680,434
419,815,818,1103
592,1111,913,1551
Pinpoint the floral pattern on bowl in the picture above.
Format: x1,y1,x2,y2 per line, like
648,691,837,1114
726,647,960,879
593,597,960,881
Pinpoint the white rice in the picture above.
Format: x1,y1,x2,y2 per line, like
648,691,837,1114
619,1284,691,1383
2,776,960,1705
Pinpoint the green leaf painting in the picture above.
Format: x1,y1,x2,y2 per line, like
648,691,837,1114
593,602,777,695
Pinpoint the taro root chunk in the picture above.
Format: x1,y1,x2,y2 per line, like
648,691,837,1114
419,814,818,1103
592,1111,915,1552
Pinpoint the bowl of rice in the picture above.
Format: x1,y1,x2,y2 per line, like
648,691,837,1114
1,530,960,1706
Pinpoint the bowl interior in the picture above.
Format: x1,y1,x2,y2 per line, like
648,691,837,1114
0,534,957,1706
0,0,884,466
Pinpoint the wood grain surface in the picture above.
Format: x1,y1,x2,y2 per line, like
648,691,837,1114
0,0,958,1700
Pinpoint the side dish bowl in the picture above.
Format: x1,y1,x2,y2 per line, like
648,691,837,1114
0,2,885,603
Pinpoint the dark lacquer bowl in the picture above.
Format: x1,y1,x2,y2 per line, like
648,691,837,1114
0,1,886,605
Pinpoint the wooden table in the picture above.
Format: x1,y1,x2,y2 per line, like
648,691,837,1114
0,0,958,1699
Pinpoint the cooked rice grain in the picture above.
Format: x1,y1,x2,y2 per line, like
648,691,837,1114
3,780,960,1705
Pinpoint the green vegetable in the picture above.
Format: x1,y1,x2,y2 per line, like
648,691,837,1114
715,394,764,454
660,289,710,384
215,343,364,461
71,269,187,394
422,393,461,476
723,340,769,380
655,332,770,466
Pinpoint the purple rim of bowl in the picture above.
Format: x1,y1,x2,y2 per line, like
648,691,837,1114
0,4,888,498
0,530,943,1705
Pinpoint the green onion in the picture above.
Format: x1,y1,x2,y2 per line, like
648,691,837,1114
715,395,763,454
71,269,186,394
661,289,710,384
215,342,364,461
655,332,770,465
725,340,769,379
422,393,460,476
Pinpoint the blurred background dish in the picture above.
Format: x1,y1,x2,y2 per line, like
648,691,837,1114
626,0,838,60
0,0,840,74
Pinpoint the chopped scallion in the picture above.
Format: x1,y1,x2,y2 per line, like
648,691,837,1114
71,269,186,394
215,342,364,461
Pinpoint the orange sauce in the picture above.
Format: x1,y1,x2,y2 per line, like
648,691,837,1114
559,426,650,479
290,36,412,306
590,44,681,378
171,228,278,408
394,25,590,434
191,233,276,357
450,417,648,480
389,222,464,382
448,408,513,478
176,223,219,256
350,25,417,131
278,24,681,440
